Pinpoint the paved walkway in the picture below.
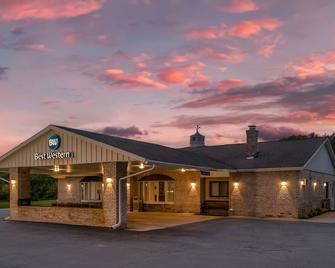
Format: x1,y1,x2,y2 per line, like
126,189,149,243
127,212,221,231
304,212,335,223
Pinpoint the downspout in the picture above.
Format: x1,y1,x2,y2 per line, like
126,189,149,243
112,164,155,229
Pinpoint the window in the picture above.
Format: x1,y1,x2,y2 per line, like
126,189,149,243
210,181,229,197
142,181,175,204
81,182,102,202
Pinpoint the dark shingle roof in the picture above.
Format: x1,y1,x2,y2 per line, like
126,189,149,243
53,125,226,169
53,125,325,170
182,138,326,170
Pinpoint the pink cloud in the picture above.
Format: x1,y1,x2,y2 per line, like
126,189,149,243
64,32,80,45
42,99,94,106
21,43,49,52
257,125,307,141
158,62,209,86
257,35,282,57
103,68,167,89
217,79,245,91
229,18,281,38
186,18,281,40
158,67,188,84
222,0,258,13
288,51,335,77
186,24,226,40
0,0,105,21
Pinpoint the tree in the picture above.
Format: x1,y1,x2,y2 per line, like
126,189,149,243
30,174,57,201
281,133,335,151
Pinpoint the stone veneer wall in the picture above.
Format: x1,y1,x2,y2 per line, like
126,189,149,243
297,170,335,216
14,206,105,227
230,171,300,218
136,168,201,213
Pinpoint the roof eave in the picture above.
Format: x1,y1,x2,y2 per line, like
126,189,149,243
145,159,226,172
230,167,303,173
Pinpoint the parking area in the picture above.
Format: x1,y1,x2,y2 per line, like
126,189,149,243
1,210,335,268
127,212,221,231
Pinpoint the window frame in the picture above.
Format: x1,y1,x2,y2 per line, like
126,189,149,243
81,181,103,203
142,180,175,204
209,181,229,198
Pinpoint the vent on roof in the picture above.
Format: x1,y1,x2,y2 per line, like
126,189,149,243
246,125,259,159
190,125,205,147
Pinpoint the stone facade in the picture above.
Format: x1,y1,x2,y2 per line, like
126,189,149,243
13,206,105,227
132,168,201,213
297,170,335,216
230,171,300,218
102,162,128,228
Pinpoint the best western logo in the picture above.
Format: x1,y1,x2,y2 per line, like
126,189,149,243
48,134,61,150
33,133,74,161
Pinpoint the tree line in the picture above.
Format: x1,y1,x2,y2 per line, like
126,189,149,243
0,173,57,201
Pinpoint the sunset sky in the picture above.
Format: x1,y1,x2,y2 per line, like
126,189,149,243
0,0,335,154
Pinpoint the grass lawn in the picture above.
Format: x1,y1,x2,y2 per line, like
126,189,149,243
0,200,55,208
31,200,55,207
0,201,9,208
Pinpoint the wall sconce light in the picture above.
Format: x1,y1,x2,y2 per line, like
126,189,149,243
300,180,306,186
181,168,186,173
126,183,130,188
233,182,239,187
190,182,196,188
281,181,287,186
313,182,317,187
54,165,60,172
10,179,16,185
66,184,72,191
106,178,113,184
139,163,145,169
323,182,327,187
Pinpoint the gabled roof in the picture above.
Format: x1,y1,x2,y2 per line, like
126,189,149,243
182,138,327,170
53,125,227,170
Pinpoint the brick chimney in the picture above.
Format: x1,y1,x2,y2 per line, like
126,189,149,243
246,125,259,159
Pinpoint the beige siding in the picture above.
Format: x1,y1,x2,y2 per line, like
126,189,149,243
0,128,141,168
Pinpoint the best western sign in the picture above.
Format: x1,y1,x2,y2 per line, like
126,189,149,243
34,134,74,160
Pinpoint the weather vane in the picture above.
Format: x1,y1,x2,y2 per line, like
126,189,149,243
196,125,200,132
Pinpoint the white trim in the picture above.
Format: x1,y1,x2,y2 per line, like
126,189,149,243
303,139,328,170
0,177,9,183
112,165,156,229
0,125,145,165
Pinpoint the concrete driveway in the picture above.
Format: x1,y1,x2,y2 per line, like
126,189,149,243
127,212,221,231
0,209,8,219
304,212,335,223
1,214,335,267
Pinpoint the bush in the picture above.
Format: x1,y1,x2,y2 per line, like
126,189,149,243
301,208,329,219
51,202,102,209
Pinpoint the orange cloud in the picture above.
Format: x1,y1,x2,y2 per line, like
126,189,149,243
217,79,245,91
229,18,281,38
289,51,335,77
103,68,166,89
223,0,258,13
0,0,104,21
